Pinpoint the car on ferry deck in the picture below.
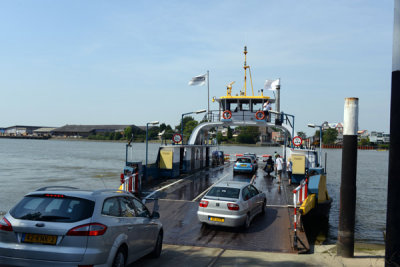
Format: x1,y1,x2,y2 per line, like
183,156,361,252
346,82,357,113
233,156,256,174
197,181,266,229
0,187,163,267
243,153,258,170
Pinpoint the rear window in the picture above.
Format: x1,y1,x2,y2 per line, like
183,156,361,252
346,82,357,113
206,187,240,199
10,194,95,222
237,158,251,163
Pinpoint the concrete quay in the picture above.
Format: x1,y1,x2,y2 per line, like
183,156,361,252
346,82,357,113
135,243,385,267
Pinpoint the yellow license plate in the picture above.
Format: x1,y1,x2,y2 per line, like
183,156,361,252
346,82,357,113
209,216,224,222
22,233,57,245
240,164,247,167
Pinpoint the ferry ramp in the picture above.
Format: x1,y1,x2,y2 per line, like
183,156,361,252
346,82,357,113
144,163,309,253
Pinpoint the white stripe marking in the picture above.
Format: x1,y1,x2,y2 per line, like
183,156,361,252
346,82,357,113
192,173,230,201
144,179,185,201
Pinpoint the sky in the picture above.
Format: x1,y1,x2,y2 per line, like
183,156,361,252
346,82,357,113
0,0,394,135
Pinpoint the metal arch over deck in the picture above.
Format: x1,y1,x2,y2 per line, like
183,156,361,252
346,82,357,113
188,120,294,145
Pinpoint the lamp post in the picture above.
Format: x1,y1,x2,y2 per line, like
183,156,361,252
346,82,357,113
308,123,322,167
145,121,159,180
181,109,207,143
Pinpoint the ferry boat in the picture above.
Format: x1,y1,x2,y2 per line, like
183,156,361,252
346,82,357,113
119,46,331,222
196,46,331,220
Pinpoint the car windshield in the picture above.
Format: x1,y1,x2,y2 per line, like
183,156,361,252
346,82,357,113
237,158,251,163
10,194,95,222
207,187,240,199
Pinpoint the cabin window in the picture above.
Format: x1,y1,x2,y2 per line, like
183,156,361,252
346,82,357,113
231,103,239,112
253,102,263,112
241,101,250,111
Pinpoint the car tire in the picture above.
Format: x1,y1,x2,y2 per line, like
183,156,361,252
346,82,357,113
243,213,251,229
112,249,126,267
261,199,266,215
149,231,163,258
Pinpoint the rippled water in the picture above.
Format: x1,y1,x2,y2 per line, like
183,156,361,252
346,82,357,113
0,139,388,244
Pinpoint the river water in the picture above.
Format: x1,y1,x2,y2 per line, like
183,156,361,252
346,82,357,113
0,139,388,244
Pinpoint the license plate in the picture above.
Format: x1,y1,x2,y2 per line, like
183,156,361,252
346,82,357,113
22,233,57,245
240,164,247,167
209,216,224,222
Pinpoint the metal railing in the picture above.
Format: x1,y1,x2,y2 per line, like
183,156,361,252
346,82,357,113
207,110,280,124
292,178,308,249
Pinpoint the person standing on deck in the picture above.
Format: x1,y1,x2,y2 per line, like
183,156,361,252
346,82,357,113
263,100,271,121
275,154,284,183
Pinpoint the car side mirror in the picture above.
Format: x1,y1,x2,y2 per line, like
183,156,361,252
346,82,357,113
151,211,160,219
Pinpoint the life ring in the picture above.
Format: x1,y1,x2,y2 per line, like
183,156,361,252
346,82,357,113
255,111,265,120
222,110,232,119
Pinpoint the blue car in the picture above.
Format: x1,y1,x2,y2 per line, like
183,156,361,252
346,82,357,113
233,157,255,174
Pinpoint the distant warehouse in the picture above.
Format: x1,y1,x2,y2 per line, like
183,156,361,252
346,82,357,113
4,125,48,136
52,124,136,138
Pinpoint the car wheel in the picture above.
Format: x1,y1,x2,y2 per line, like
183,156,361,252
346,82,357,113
149,231,163,258
112,249,126,267
243,213,251,229
261,199,266,215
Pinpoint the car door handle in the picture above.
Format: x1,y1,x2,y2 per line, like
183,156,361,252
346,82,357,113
128,226,134,231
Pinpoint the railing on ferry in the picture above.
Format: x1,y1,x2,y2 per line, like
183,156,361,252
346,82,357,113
292,178,308,250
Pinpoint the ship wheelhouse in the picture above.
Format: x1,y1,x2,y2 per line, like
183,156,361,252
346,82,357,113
216,95,275,122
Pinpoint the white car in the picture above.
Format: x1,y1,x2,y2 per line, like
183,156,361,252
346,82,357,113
197,181,266,229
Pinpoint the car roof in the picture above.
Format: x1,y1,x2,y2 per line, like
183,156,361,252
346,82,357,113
213,181,250,189
237,156,252,160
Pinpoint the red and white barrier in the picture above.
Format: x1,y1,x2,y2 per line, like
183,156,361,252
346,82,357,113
120,173,139,194
292,178,308,249
293,179,308,206
261,154,272,162
226,153,247,162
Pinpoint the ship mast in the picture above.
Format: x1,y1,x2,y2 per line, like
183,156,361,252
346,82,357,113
243,46,254,96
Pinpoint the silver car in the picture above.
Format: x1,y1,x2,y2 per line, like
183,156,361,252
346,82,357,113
0,187,163,267
197,181,266,229
243,153,258,170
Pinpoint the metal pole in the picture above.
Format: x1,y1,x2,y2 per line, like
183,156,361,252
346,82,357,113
276,79,281,113
337,97,359,258
207,70,210,121
319,126,322,167
292,115,295,144
145,123,149,181
125,144,128,164
181,114,184,140
386,1,400,265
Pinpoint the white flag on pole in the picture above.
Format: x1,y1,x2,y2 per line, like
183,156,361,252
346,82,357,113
188,73,207,86
264,79,280,90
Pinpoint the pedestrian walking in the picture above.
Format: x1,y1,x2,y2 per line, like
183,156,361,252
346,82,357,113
275,154,284,183
274,151,278,174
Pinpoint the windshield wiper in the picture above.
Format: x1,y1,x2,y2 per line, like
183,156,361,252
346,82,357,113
20,212,42,220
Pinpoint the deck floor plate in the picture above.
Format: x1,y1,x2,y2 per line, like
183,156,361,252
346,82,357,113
145,164,309,253
155,199,307,253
